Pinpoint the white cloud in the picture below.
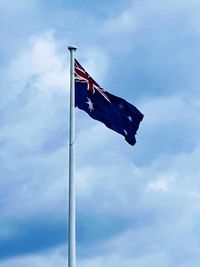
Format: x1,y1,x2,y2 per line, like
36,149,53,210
2,148,68,218
9,31,68,94
79,253,169,267
0,247,66,267
0,31,71,155
100,0,200,63
0,0,37,14
1,1,200,265
147,178,170,192
140,96,188,125
77,46,110,85
73,128,200,265
0,32,71,222
104,7,137,35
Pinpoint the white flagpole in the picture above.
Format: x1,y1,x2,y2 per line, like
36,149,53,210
68,45,77,267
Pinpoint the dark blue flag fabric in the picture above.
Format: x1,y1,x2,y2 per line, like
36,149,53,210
75,59,144,146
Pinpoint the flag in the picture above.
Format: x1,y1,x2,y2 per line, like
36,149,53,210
75,59,144,146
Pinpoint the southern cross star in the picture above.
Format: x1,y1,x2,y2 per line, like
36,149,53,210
128,115,132,122
86,97,94,112
123,130,128,136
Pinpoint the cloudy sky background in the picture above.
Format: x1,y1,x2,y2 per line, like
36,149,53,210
1,0,200,266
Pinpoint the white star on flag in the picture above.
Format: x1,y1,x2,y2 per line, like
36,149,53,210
128,116,132,122
86,97,94,112
123,130,128,136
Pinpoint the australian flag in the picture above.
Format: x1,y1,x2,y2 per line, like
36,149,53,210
75,59,144,146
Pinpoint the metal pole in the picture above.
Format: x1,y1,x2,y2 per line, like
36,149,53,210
68,45,77,267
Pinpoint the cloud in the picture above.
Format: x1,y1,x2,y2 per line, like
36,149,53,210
0,32,70,258
0,0,42,66
8,32,68,93
147,178,170,192
0,247,66,267
1,0,200,266
0,31,69,151
135,94,200,165
98,0,200,101
69,113,200,265
0,28,112,260
104,7,137,35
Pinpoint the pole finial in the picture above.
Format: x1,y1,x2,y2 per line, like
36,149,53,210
68,45,77,51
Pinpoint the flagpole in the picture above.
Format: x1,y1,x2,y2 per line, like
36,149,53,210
68,45,77,267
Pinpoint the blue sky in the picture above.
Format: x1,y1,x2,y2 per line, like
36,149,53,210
1,0,200,266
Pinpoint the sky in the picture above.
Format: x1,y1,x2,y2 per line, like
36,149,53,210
0,0,200,266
